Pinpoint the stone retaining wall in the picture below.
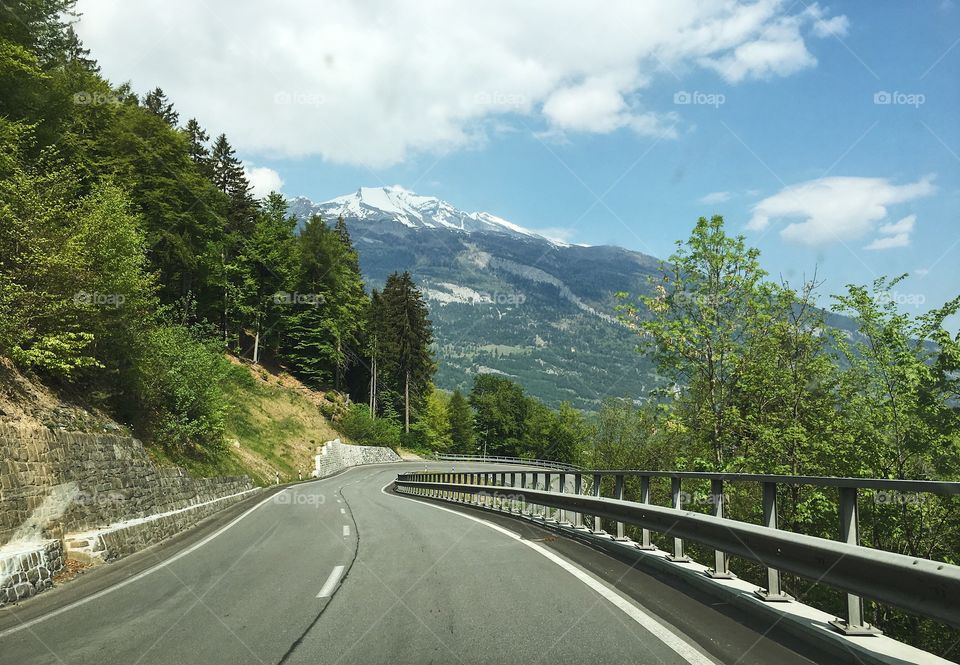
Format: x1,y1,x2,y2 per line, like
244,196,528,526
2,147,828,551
314,438,401,478
0,540,64,605
64,488,260,563
0,424,255,547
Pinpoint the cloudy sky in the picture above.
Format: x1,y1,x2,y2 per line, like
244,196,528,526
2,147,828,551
74,0,960,320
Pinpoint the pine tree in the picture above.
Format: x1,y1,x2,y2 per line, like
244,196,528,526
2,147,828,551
184,118,213,177
210,133,256,344
243,193,298,363
143,87,179,126
335,215,360,272
286,214,368,387
379,272,434,433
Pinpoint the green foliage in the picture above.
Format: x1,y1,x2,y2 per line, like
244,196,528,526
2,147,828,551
467,374,586,463
469,374,529,456
409,386,452,450
618,216,960,653
447,389,475,453
337,403,402,450
136,325,229,456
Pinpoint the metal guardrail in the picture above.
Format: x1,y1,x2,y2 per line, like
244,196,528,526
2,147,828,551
432,453,583,471
394,469,960,633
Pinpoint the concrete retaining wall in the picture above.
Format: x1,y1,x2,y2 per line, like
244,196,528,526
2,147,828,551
314,439,400,478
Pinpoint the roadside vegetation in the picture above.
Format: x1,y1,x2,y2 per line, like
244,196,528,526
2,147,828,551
0,1,433,472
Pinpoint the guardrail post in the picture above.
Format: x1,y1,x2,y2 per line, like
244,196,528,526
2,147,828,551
574,473,588,530
592,473,606,534
520,472,528,516
544,473,557,523
666,477,691,562
830,487,881,635
755,481,791,601
508,472,516,512
531,472,543,519
635,476,655,550
706,479,735,578
614,474,628,541
558,473,569,525
493,471,507,510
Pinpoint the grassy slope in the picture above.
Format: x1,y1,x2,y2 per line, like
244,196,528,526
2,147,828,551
154,357,345,486
0,355,348,487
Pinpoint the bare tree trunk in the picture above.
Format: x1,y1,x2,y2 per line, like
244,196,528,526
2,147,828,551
404,370,410,434
252,308,261,364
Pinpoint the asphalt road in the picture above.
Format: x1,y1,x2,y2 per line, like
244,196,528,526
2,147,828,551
0,463,829,665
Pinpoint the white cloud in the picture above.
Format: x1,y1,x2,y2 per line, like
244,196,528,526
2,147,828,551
74,0,844,166
244,165,283,198
532,226,578,244
877,214,916,236
699,191,731,205
748,176,935,247
864,233,910,250
864,214,916,250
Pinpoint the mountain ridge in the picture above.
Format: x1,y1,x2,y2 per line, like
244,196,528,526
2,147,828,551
289,187,662,411
291,185,575,246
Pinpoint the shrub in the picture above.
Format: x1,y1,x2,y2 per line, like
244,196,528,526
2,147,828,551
136,325,229,457
337,403,401,450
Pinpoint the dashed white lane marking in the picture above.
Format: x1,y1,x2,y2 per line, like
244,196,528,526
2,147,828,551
0,464,418,639
340,508,346,515
342,525,351,537
317,565,346,598
383,482,717,665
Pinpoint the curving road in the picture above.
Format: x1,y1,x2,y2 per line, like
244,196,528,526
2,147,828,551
0,463,828,665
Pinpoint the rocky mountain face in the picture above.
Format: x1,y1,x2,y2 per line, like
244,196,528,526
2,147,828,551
289,186,663,412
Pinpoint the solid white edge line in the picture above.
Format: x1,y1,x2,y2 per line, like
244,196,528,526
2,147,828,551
317,565,346,598
0,462,423,639
382,482,717,665
0,489,286,639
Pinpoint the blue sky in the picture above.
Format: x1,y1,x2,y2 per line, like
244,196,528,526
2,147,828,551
76,0,960,322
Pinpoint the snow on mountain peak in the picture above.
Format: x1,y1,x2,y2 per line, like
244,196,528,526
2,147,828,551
301,186,568,245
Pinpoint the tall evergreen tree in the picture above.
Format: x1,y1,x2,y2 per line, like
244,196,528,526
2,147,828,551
379,272,434,433
243,193,298,363
184,118,213,177
286,214,368,387
143,87,179,126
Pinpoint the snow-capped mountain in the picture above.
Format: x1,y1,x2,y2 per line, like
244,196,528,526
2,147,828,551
290,185,565,245
287,185,661,411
